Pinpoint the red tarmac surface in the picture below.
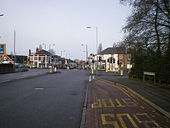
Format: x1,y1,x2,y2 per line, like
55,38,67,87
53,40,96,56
84,79,170,128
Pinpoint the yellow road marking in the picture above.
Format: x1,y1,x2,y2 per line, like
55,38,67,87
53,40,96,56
98,79,132,97
117,113,138,128
102,98,115,108
91,99,102,108
115,98,125,107
133,113,161,127
140,106,145,109
101,114,120,128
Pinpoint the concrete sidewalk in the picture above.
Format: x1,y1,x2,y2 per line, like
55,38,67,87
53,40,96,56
96,71,170,113
83,79,170,128
0,69,49,84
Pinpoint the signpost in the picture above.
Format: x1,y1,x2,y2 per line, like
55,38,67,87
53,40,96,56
0,44,6,55
143,72,156,84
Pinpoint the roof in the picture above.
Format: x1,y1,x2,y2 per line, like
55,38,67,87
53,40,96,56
98,47,126,55
35,50,52,56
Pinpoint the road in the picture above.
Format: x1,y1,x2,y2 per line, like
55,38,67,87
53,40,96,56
0,69,49,83
0,70,88,128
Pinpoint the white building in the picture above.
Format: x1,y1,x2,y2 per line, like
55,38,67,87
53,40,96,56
28,48,59,68
94,47,132,74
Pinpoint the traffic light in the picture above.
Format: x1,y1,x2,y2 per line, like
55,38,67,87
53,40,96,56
107,58,110,63
107,57,115,63
110,58,112,63
51,56,54,61
112,58,115,63
117,60,120,65
99,56,102,62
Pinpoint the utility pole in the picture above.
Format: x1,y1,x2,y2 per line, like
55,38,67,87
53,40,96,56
81,44,88,62
14,30,16,64
86,44,88,62
86,26,98,54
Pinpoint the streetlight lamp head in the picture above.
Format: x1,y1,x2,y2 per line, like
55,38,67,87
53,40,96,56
0,14,4,16
86,27,92,28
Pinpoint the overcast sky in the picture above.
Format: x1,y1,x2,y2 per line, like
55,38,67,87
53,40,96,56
0,0,131,60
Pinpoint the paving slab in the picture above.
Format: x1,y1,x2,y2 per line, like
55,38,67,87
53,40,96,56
84,79,170,128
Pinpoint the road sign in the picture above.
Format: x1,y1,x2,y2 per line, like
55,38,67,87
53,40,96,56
0,44,6,55
0,55,12,62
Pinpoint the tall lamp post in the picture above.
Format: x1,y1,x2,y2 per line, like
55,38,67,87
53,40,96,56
81,44,88,62
86,26,98,54
86,26,99,71
14,30,16,64
0,14,4,58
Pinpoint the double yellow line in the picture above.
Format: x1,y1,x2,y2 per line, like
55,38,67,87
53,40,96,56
97,79,133,98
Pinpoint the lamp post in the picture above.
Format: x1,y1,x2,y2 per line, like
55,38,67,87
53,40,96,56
81,44,88,62
86,26,99,71
48,43,55,68
86,26,98,54
14,30,16,64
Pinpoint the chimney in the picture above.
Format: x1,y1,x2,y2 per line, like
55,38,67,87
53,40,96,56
29,49,31,55
36,48,39,53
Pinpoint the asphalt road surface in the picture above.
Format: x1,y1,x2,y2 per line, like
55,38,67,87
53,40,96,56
0,70,88,128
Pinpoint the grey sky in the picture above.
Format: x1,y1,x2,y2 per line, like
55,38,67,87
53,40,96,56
0,0,131,60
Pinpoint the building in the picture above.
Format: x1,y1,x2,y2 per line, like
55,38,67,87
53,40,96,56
28,48,59,68
7,55,27,64
94,47,132,74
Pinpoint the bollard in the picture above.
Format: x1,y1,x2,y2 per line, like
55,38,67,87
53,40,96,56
54,67,57,72
92,75,95,80
49,66,52,73
89,75,92,82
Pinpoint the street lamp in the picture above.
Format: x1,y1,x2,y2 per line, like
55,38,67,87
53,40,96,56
86,26,98,54
81,44,88,62
0,14,4,16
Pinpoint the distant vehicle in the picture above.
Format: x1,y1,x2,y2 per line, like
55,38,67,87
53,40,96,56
25,64,35,68
15,63,28,72
69,63,77,69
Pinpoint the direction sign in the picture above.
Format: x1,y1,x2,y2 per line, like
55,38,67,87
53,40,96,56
0,44,6,55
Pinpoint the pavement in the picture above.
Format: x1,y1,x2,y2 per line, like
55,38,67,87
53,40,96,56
96,71,170,113
0,69,49,84
83,79,170,128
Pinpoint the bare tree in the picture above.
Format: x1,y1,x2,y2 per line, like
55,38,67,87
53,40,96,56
120,0,170,83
